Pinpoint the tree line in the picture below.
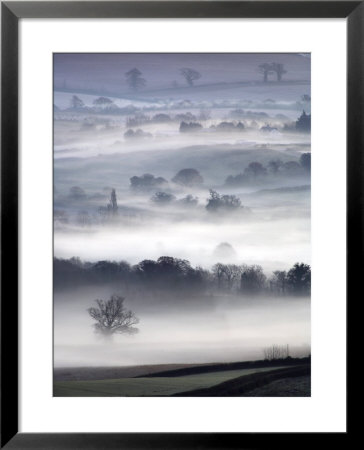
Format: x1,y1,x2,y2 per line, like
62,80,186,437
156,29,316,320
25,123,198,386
225,153,310,187
54,256,310,296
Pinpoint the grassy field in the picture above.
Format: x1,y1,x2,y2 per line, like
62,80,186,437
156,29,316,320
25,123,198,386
54,366,289,397
243,375,310,397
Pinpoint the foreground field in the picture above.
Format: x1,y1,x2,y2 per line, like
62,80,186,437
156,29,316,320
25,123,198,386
54,366,289,397
243,375,310,397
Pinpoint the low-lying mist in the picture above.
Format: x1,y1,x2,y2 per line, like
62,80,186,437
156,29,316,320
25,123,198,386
54,288,310,367
54,211,310,273
53,55,311,370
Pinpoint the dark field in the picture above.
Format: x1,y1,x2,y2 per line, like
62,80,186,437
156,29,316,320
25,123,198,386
54,363,205,382
54,358,310,397
243,375,310,397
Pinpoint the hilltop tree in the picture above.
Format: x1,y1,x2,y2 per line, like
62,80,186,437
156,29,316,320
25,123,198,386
130,173,168,192
172,168,204,186
245,162,267,178
125,68,146,91
70,95,84,109
271,63,287,81
180,68,201,86
93,96,113,106
258,63,287,82
268,159,283,174
88,295,139,337
258,63,274,82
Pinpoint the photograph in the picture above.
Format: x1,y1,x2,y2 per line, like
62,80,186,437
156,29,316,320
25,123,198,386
53,53,311,397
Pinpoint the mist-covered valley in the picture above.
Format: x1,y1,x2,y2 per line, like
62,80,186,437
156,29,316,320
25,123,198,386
54,53,311,370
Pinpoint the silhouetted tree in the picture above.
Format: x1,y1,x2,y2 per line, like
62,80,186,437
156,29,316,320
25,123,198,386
54,210,69,225
240,265,266,294
133,256,203,292
125,68,146,91
180,68,201,86
225,173,248,187
245,162,267,177
107,189,118,216
179,121,202,132
260,124,278,133
93,97,113,105
55,256,310,298
176,112,197,122
212,263,226,290
124,129,152,140
258,63,274,82
130,174,168,192
282,161,302,175
300,153,311,172
264,344,289,360
172,168,204,186
222,264,242,290
301,94,311,102
70,95,84,109
296,110,311,132
268,159,283,174
215,121,244,132
88,295,139,337
151,191,176,204
178,195,198,207
126,114,150,127
287,263,311,294
69,186,86,200
92,260,123,282
77,210,91,226
206,190,242,213
271,63,287,81
152,113,172,123
270,270,287,294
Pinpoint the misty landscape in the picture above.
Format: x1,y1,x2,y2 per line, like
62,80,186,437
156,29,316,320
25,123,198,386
53,53,311,397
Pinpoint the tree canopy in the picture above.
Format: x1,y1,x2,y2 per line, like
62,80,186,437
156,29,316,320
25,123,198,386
88,295,139,337
180,68,202,86
125,68,146,91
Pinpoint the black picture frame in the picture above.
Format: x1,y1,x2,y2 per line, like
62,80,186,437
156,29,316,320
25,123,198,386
1,1,358,448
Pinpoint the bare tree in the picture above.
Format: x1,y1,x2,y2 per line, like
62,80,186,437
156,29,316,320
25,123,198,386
212,263,226,290
88,295,139,337
240,264,266,293
222,264,242,290
258,63,274,82
270,270,287,294
180,68,201,86
271,63,287,81
263,344,289,361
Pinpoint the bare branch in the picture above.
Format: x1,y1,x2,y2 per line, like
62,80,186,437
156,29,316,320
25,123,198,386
88,295,139,337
